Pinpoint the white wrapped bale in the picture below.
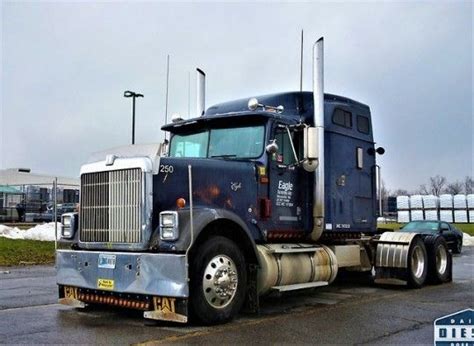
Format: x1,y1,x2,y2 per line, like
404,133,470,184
410,210,424,221
397,210,410,223
467,194,474,209
453,194,467,209
454,210,468,223
410,195,424,209
439,209,453,223
469,210,474,223
422,195,438,209
439,194,453,208
396,196,410,210
424,209,438,220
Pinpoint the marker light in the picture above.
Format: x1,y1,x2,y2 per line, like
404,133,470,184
176,198,186,208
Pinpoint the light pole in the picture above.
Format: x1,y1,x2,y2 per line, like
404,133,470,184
124,90,144,145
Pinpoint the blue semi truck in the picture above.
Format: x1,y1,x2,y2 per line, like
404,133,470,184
56,38,452,324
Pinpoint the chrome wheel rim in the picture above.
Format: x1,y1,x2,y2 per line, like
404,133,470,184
203,255,238,309
436,244,448,275
411,245,425,279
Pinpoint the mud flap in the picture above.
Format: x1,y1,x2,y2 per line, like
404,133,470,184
242,263,260,314
143,297,188,323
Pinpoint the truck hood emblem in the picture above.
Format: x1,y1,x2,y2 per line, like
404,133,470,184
231,182,242,192
105,154,117,166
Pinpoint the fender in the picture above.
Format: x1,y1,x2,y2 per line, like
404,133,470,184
155,207,260,263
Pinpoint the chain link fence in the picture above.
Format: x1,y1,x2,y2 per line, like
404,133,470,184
0,181,79,223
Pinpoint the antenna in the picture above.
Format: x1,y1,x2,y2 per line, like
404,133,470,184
164,54,170,141
187,71,191,116
299,29,304,92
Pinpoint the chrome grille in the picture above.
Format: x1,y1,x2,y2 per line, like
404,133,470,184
80,168,143,243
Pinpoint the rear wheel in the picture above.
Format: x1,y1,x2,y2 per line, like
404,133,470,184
407,237,428,288
190,236,247,325
425,236,452,284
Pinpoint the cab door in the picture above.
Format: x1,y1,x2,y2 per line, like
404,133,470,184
265,124,309,237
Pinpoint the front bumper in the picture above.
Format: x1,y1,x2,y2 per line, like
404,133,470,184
56,250,189,322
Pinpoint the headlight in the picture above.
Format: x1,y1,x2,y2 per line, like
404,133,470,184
63,216,71,227
159,211,179,240
161,213,177,227
61,213,77,239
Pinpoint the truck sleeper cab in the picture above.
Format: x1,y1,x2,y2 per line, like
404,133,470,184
57,91,450,324
57,38,452,325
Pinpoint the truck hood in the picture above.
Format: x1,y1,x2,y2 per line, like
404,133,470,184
85,143,162,174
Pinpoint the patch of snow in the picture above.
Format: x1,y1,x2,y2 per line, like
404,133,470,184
463,233,474,247
0,223,59,241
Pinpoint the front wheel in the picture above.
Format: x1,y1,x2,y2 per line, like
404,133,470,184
190,236,247,324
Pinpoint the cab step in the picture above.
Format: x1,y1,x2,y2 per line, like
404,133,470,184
264,244,322,254
271,281,328,292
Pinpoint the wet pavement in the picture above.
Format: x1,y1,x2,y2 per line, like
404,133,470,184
0,248,472,345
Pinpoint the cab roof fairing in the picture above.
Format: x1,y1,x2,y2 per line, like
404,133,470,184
205,92,370,121
161,91,371,133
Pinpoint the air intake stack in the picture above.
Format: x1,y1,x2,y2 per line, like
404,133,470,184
196,68,206,116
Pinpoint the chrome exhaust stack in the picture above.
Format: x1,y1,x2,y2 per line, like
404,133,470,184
311,37,325,241
196,68,206,116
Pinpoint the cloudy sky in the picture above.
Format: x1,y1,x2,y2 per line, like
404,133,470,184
1,1,472,191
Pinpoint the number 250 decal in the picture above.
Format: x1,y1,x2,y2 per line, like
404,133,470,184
160,165,174,174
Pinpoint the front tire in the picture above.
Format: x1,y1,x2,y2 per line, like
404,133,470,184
190,236,247,324
407,237,428,288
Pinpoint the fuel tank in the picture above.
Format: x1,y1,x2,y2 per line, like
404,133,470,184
256,244,338,295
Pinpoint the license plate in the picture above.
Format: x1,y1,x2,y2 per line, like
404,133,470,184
98,254,116,269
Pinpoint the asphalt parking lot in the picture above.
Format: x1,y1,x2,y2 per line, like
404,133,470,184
0,247,472,345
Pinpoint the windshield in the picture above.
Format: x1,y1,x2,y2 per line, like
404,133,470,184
169,125,265,159
401,221,439,232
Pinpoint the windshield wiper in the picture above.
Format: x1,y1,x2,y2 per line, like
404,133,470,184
210,154,237,159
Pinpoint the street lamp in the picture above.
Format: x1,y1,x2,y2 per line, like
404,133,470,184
124,90,144,145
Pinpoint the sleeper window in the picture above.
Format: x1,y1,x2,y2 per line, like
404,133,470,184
332,109,352,128
357,115,370,134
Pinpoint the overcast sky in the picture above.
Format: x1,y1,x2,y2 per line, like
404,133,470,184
1,1,472,191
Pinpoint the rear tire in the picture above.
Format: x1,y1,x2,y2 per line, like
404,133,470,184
407,237,428,288
425,236,452,284
189,236,247,325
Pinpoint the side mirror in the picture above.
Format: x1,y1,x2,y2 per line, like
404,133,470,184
160,139,169,157
302,127,319,172
265,139,279,154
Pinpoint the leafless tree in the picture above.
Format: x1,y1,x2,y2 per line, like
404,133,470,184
379,180,391,214
444,181,464,195
380,180,390,200
418,184,429,195
426,175,447,196
465,176,473,194
392,189,409,196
